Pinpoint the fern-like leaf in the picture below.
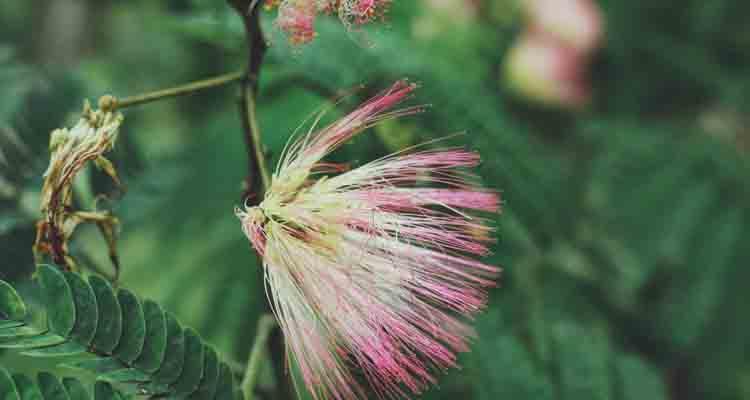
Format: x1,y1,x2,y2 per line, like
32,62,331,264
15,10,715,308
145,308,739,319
0,266,239,400
0,366,130,400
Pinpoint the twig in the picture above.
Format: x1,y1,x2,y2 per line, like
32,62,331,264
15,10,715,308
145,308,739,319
241,314,278,400
243,83,272,193
109,70,246,110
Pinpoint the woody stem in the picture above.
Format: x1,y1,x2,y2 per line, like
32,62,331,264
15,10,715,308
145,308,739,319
227,2,293,400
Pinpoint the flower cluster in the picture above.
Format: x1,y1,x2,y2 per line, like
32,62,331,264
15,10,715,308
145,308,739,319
236,81,499,399
265,0,392,45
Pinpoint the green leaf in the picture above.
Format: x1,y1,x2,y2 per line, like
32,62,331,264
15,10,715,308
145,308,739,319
0,367,20,400
552,321,612,400
214,363,235,400
111,289,145,365
614,355,667,400
99,369,149,384
88,276,122,354
0,277,238,399
0,280,25,321
64,358,124,375
20,342,86,357
132,300,166,374
0,333,65,350
189,346,220,400
0,326,43,340
152,313,185,385
655,206,743,350
37,266,76,337
61,378,88,400
11,375,41,400
2,369,131,400
0,321,23,330
171,328,205,396
36,373,69,400
63,272,98,347
472,334,554,400
93,382,115,400
0,321,24,330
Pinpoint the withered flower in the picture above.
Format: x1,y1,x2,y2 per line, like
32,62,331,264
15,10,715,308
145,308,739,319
34,98,123,277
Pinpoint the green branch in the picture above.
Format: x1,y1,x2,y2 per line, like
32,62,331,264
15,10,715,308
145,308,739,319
241,314,278,400
104,70,246,110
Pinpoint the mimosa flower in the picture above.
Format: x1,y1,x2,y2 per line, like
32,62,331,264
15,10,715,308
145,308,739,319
276,0,318,45
236,81,500,399
267,0,393,45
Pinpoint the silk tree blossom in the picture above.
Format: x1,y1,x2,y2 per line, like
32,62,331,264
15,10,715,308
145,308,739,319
265,0,393,45
236,81,500,399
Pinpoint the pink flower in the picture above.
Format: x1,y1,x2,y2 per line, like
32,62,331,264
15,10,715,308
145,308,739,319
268,0,393,45
504,33,590,108
524,0,604,53
276,0,318,45
236,81,500,399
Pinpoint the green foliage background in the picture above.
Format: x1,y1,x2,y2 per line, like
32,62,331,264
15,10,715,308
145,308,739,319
1,1,749,399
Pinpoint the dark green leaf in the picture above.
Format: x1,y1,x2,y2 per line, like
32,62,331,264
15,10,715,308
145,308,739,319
21,342,86,357
112,289,145,365
93,382,114,400
37,266,76,337
472,334,554,400
0,321,24,330
0,280,25,321
63,358,125,376
553,322,612,400
60,379,87,400
188,346,220,400
99,369,149,384
36,373,69,400
614,355,667,400
0,333,65,350
62,272,98,347
132,300,166,374
214,363,235,400
0,367,20,400
0,326,43,340
11,375,42,400
88,276,122,354
171,328,205,396
152,313,185,385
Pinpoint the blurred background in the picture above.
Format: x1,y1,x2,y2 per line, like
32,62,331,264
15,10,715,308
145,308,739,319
2,1,750,399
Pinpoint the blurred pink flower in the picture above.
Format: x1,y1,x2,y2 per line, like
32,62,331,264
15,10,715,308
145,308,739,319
504,34,590,108
523,0,604,53
276,0,318,45
237,81,500,399
268,0,393,45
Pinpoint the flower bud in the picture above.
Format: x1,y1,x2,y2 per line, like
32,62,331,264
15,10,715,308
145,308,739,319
49,128,69,152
